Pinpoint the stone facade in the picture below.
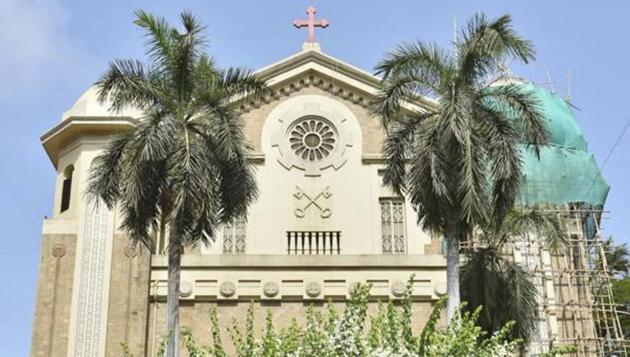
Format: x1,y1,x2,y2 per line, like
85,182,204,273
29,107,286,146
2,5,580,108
31,234,77,357
31,45,610,357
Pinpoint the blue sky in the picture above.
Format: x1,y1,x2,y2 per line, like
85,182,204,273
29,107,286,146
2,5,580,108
1,0,629,354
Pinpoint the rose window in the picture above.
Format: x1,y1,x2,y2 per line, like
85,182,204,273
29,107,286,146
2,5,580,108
289,119,336,161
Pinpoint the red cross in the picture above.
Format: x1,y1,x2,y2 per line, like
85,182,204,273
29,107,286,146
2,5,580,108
293,6,329,44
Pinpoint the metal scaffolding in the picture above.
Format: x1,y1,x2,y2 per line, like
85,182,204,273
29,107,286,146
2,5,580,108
463,206,627,356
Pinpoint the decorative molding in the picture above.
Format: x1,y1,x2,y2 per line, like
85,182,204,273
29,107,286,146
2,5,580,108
270,96,354,177
73,199,111,357
433,282,447,296
361,155,387,164
124,244,139,258
294,186,332,218
263,282,280,297
305,281,322,297
238,73,372,114
179,281,193,298
220,281,236,297
391,280,406,297
289,118,337,161
52,243,67,258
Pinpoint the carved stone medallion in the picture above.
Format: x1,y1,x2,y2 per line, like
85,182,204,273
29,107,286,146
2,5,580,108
52,243,66,258
124,244,139,257
263,282,279,297
391,280,406,297
220,281,236,297
179,281,193,298
270,96,354,177
433,282,447,296
305,281,322,297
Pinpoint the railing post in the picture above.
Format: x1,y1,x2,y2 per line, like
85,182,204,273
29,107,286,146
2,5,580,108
286,231,341,255
287,232,292,254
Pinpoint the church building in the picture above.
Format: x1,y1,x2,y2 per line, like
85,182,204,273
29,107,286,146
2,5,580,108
31,7,622,356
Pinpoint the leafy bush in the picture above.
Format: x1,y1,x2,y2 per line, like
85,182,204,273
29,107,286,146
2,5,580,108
123,277,572,356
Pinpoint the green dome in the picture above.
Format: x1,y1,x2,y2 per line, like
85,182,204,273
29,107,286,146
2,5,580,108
521,83,588,151
514,83,609,207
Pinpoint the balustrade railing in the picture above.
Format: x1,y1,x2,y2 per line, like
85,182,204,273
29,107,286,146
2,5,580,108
286,231,341,255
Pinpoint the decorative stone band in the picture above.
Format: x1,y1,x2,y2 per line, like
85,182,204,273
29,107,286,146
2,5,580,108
237,74,373,114
149,255,446,302
72,198,112,357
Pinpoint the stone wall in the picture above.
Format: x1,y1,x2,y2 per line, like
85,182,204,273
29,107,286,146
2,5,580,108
145,299,442,356
30,234,77,357
104,235,152,356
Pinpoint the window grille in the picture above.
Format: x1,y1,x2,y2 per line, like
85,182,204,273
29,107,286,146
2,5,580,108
380,199,406,254
223,217,246,254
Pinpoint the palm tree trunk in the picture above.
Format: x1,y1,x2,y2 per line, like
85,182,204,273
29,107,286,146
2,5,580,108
445,218,461,323
165,232,182,357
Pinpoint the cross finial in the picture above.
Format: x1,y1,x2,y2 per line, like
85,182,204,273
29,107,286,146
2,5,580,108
293,6,329,44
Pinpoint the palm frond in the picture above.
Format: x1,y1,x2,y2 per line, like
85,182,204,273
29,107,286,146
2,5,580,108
95,58,169,112
475,102,522,221
458,14,535,84
481,84,548,156
381,113,435,194
461,248,538,343
455,123,489,225
133,10,175,73
170,12,206,104
87,131,132,208
499,207,568,250
372,41,450,124
406,116,450,229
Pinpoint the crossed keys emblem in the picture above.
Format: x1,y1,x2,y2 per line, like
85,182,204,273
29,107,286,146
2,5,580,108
294,186,332,218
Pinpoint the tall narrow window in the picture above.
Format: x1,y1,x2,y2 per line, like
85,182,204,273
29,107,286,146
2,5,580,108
223,216,246,254
60,165,74,213
380,199,406,254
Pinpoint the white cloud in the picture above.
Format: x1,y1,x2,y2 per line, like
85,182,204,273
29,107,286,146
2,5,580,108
0,0,89,96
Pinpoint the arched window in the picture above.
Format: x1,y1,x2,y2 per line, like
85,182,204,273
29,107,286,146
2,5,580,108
60,165,74,213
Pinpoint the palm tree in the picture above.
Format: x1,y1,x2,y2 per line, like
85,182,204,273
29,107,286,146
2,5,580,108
87,11,268,356
372,13,548,320
603,237,629,277
460,207,567,346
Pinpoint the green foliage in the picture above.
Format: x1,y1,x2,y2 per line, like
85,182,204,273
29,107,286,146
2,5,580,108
302,306,329,355
460,247,538,343
89,10,269,251
90,9,270,355
229,302,257,357
182,327,211,356
613,277,630,337
460,207,566,344
278,319,302,355
120,343,133,357
261,310,281,357
128,277,532,356
537,345,578,357
372,12,548,319
209,307,228,357
603,236,630,277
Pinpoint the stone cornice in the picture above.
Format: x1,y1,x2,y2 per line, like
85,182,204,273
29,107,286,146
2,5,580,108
41,116,136,169
151,254,446,269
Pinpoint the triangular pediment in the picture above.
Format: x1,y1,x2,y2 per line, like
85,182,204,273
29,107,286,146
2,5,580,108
236,47,436,113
